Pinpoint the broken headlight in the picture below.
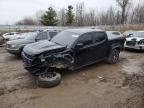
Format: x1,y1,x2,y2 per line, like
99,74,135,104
138,40,144,45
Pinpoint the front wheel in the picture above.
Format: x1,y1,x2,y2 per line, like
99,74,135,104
37,72,61,88
107,49,120,64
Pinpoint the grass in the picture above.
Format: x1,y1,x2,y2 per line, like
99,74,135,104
104,24,144,32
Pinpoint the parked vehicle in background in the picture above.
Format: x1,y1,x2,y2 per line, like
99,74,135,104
3,32,20,40
0,35,5,45
123,30,136,37
22,28,125,88
125,31,144,51
6,30,59,55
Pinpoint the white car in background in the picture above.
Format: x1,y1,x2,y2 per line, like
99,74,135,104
3,32,20,41
125,31,144,51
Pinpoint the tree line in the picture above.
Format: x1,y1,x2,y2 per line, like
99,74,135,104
15,0,144,26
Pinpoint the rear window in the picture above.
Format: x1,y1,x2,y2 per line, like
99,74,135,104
7,33,14,35
91,32,106,43
111,32,120,35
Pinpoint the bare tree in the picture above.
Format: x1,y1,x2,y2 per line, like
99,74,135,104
115,10,121,24
83,9,97,26
15,17,38,25
95,7,116,26
35,10,45,25
130,1,144,23
106,6,116,25
58,8,66,26
116,0,132,24
75,2,85,26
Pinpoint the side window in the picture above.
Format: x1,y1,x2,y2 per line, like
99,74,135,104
49,32,58,39
92,32,106,43
8,33,14,35
36,33,43,40
112,32,120,35
36,32,48,40
42,32,48,40
78,33,93,46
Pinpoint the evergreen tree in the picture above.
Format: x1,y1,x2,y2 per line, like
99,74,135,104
66,5,74,26
40,7,58,26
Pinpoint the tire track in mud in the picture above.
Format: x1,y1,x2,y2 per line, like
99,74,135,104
113,52,144,108
0,47,37,97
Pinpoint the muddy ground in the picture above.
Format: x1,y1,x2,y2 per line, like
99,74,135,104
0,46,144,108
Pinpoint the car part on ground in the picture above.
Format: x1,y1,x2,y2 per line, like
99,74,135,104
125,31,144,51
37,71,61,88
6,30,59,55
22,28,125,87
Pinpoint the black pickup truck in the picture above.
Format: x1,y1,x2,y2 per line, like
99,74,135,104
22,29,125,87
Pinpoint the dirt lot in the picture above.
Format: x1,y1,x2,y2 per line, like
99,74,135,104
0,46,144,108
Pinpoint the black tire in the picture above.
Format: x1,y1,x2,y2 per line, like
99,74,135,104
37,72,61,88
107,49,120,64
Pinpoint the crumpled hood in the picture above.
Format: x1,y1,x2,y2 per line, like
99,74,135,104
126,37,144,41
23,40,66,56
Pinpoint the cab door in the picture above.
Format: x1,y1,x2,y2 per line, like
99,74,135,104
74,33,94,68
91,32,109,60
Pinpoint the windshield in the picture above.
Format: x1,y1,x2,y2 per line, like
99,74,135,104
124,31,136,36
131,32,144,38
51,31,80,46
21,32,37,40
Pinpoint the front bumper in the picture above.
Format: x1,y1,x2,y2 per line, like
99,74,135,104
6,48,21,55
22,52,45,76
124,41,144,51
125,45,144,51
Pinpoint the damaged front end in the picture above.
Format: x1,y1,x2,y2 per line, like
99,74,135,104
22,51,74,76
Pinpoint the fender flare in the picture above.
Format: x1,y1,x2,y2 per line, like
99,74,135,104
108,43,121,56
49,53,74,69
19,45,25,53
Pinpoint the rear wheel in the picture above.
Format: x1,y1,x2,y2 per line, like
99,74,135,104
107,49,120,64
37,72,61,88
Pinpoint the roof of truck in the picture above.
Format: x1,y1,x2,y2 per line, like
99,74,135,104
65,28,104,35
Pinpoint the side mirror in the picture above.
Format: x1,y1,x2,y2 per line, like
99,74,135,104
35,38,39,42
75,42,84,49
127,34,133,37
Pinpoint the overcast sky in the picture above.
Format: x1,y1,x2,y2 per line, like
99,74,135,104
0,0,140,25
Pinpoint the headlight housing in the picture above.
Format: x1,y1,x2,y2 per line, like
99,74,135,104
11,44,17,48
138,40,144,45
7,44,17,49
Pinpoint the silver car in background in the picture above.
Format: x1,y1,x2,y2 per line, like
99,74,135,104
6,30,59,55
